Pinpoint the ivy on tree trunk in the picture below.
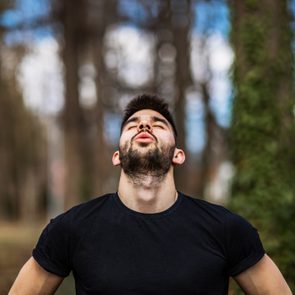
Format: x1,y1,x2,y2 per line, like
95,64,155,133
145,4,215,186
229,0,295,290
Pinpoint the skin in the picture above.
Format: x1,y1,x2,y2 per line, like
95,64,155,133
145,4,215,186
8,257,63,295
235,255,292,294
8,109,292,295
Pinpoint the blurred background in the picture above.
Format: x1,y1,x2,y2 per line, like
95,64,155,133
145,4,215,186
0,0,294,294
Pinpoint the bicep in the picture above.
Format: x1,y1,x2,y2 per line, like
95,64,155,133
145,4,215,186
234,254,292,295
9,257,64,295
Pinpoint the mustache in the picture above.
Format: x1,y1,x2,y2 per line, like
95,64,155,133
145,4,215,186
131,130,158,143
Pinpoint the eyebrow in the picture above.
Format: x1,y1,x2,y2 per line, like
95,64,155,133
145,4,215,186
123,116,170,128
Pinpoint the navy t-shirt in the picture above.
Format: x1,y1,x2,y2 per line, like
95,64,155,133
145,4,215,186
33,192,265,294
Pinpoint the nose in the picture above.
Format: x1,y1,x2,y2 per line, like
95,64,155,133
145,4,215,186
137,120,152,132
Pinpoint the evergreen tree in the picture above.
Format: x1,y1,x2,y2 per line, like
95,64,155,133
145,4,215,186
229,0,295,290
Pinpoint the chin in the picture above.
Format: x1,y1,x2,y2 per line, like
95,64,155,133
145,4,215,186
138,143,153,148
133,142,156,149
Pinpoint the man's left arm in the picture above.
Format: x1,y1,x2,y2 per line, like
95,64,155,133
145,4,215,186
234,254,292,294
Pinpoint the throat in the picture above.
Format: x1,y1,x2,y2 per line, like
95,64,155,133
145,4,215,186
118,171,178,214
127,173,166,188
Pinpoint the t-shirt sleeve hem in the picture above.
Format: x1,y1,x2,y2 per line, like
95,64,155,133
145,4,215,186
32,249,70,278
229,250,265,277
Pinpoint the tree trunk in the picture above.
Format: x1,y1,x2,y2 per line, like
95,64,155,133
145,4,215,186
230,0,295,288
87,0,118,196
61,0,86,208
170,0,193,191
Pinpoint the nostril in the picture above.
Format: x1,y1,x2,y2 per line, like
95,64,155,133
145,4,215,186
139,123,151,130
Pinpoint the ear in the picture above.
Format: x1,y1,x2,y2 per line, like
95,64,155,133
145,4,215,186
112,150,121,166
172,148,185,165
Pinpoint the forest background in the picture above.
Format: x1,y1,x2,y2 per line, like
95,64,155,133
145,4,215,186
0,0,294,294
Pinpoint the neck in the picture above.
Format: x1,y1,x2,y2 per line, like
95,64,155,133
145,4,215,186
117,168,178,213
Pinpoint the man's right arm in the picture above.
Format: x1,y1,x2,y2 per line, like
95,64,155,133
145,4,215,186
8,257,64,295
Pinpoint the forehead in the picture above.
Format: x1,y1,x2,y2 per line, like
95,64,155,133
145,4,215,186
128,109,167,121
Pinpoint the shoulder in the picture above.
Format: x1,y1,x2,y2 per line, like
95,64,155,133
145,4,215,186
180,193,265,275
35,193,115,249
180,193,257,235
181,193,234,222
49,193,115,229
64,193,114,217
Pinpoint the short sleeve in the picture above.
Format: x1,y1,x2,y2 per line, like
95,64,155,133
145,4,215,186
32,213,72,277
225,212,265,277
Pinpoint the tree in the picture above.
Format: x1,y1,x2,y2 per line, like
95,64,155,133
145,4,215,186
169,0,193,190
229,0,295,290
87,0,118,197
51,0,87,208
147,0,193,190
0,40,46,221
52,0,118,207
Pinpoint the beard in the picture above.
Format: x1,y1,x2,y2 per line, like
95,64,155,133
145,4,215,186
119,139,175,184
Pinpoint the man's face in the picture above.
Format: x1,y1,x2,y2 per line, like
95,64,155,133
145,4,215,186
120,109,176,153
117,109,176,180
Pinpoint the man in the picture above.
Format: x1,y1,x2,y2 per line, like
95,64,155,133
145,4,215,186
9,94,292,294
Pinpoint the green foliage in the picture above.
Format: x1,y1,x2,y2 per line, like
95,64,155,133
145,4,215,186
229,0,295,290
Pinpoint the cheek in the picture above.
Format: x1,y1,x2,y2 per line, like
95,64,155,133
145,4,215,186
159,132,175,145
119,138,127,150
119,132,133,148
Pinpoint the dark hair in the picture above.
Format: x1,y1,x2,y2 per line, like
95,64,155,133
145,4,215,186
121,94,177,138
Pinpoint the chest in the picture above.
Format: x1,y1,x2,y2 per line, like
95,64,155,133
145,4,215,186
72,219,228,294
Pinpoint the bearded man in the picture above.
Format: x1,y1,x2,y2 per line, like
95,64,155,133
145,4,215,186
9,95,292,295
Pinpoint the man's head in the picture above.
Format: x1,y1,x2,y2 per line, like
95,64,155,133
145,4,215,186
113,94,185,183
120,94,178,139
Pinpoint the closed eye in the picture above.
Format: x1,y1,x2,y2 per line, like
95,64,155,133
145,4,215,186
153,124,165,129
127,124,137,130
